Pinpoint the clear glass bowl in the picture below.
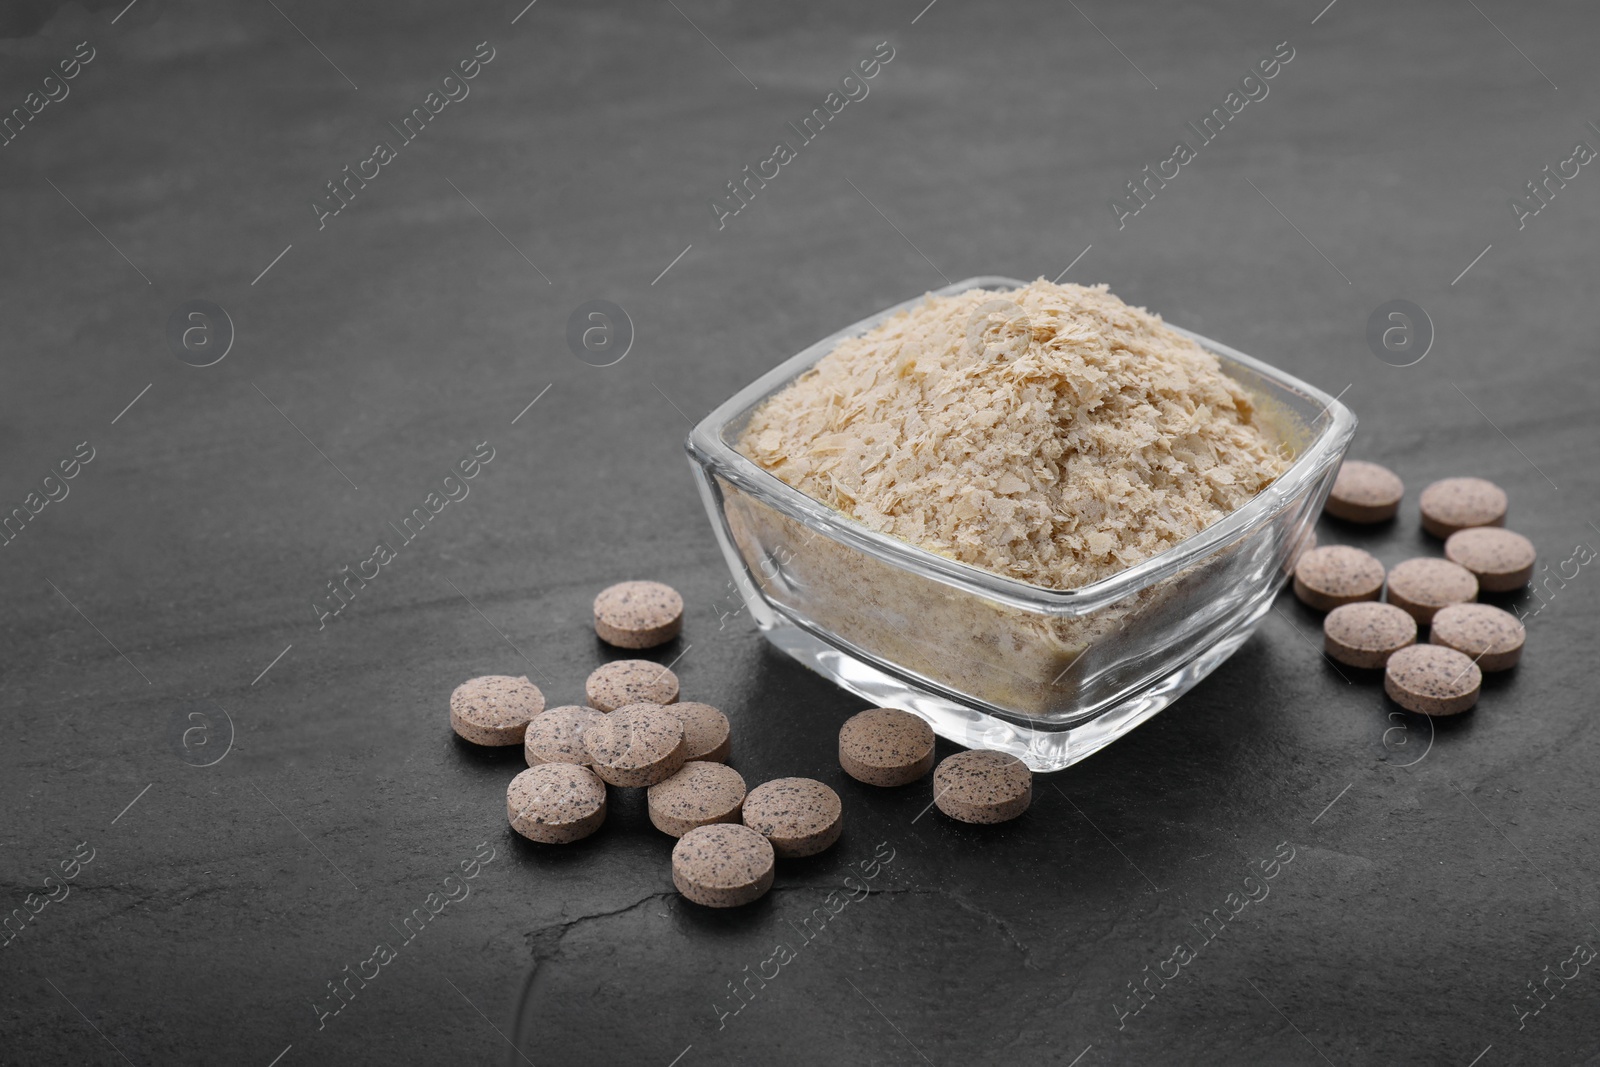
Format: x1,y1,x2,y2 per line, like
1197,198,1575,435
685,276,1355,772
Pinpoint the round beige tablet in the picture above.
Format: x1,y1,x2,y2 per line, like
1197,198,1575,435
839,708,936,787
665,702,732,763
1444,528,1536,593
585,660,680,712
1325,460,1405,523
583,703,686,787
933,750,1032,824
1429,603,1526,672
672,823,775,908
449,675,545,746
1292,545,1386,611
507,764,607,844
742,778,843,858
1322,602,1417,669
593,581,684,649
1419,477,1507,538
524,705,607,767
1384,644,1481,716
1386,558,1478,624
648,762,747,837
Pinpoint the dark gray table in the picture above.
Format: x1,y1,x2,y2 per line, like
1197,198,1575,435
3,0,1597,1063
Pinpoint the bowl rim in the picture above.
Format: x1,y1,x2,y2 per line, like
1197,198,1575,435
686,275,1355,615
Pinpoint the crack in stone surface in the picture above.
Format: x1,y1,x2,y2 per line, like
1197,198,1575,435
523,891,678,956
902,886,1041,970
519,882,1039,969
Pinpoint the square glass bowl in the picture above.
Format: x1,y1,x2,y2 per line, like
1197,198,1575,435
685,277,1355,772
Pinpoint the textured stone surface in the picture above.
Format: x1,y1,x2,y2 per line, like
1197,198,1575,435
1,0,1596,1063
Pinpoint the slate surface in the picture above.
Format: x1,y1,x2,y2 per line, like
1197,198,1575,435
2,1,1597,1064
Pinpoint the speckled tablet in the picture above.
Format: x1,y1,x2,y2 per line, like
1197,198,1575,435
1444,528,1536,593
1419,477,1507,538
1429,603,1525,672
741,778,842,858
1325,460,1404,523
933,750,1032,824
665,702,732,763
1386,558,1478,624
593,581,684,649
583,703,686,787
838,708,936,787
449,675,545,746
1384,644,1481,716
585,660,680,712
672,823,775,908
1293,545,1386,611
524,705,607,767
648,762,747,837
1322,602,1417,670
507,764,607,844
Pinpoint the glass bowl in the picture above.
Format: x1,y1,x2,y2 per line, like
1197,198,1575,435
685,276,1355,772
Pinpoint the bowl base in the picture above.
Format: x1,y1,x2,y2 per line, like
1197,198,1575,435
762,597,1272,773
